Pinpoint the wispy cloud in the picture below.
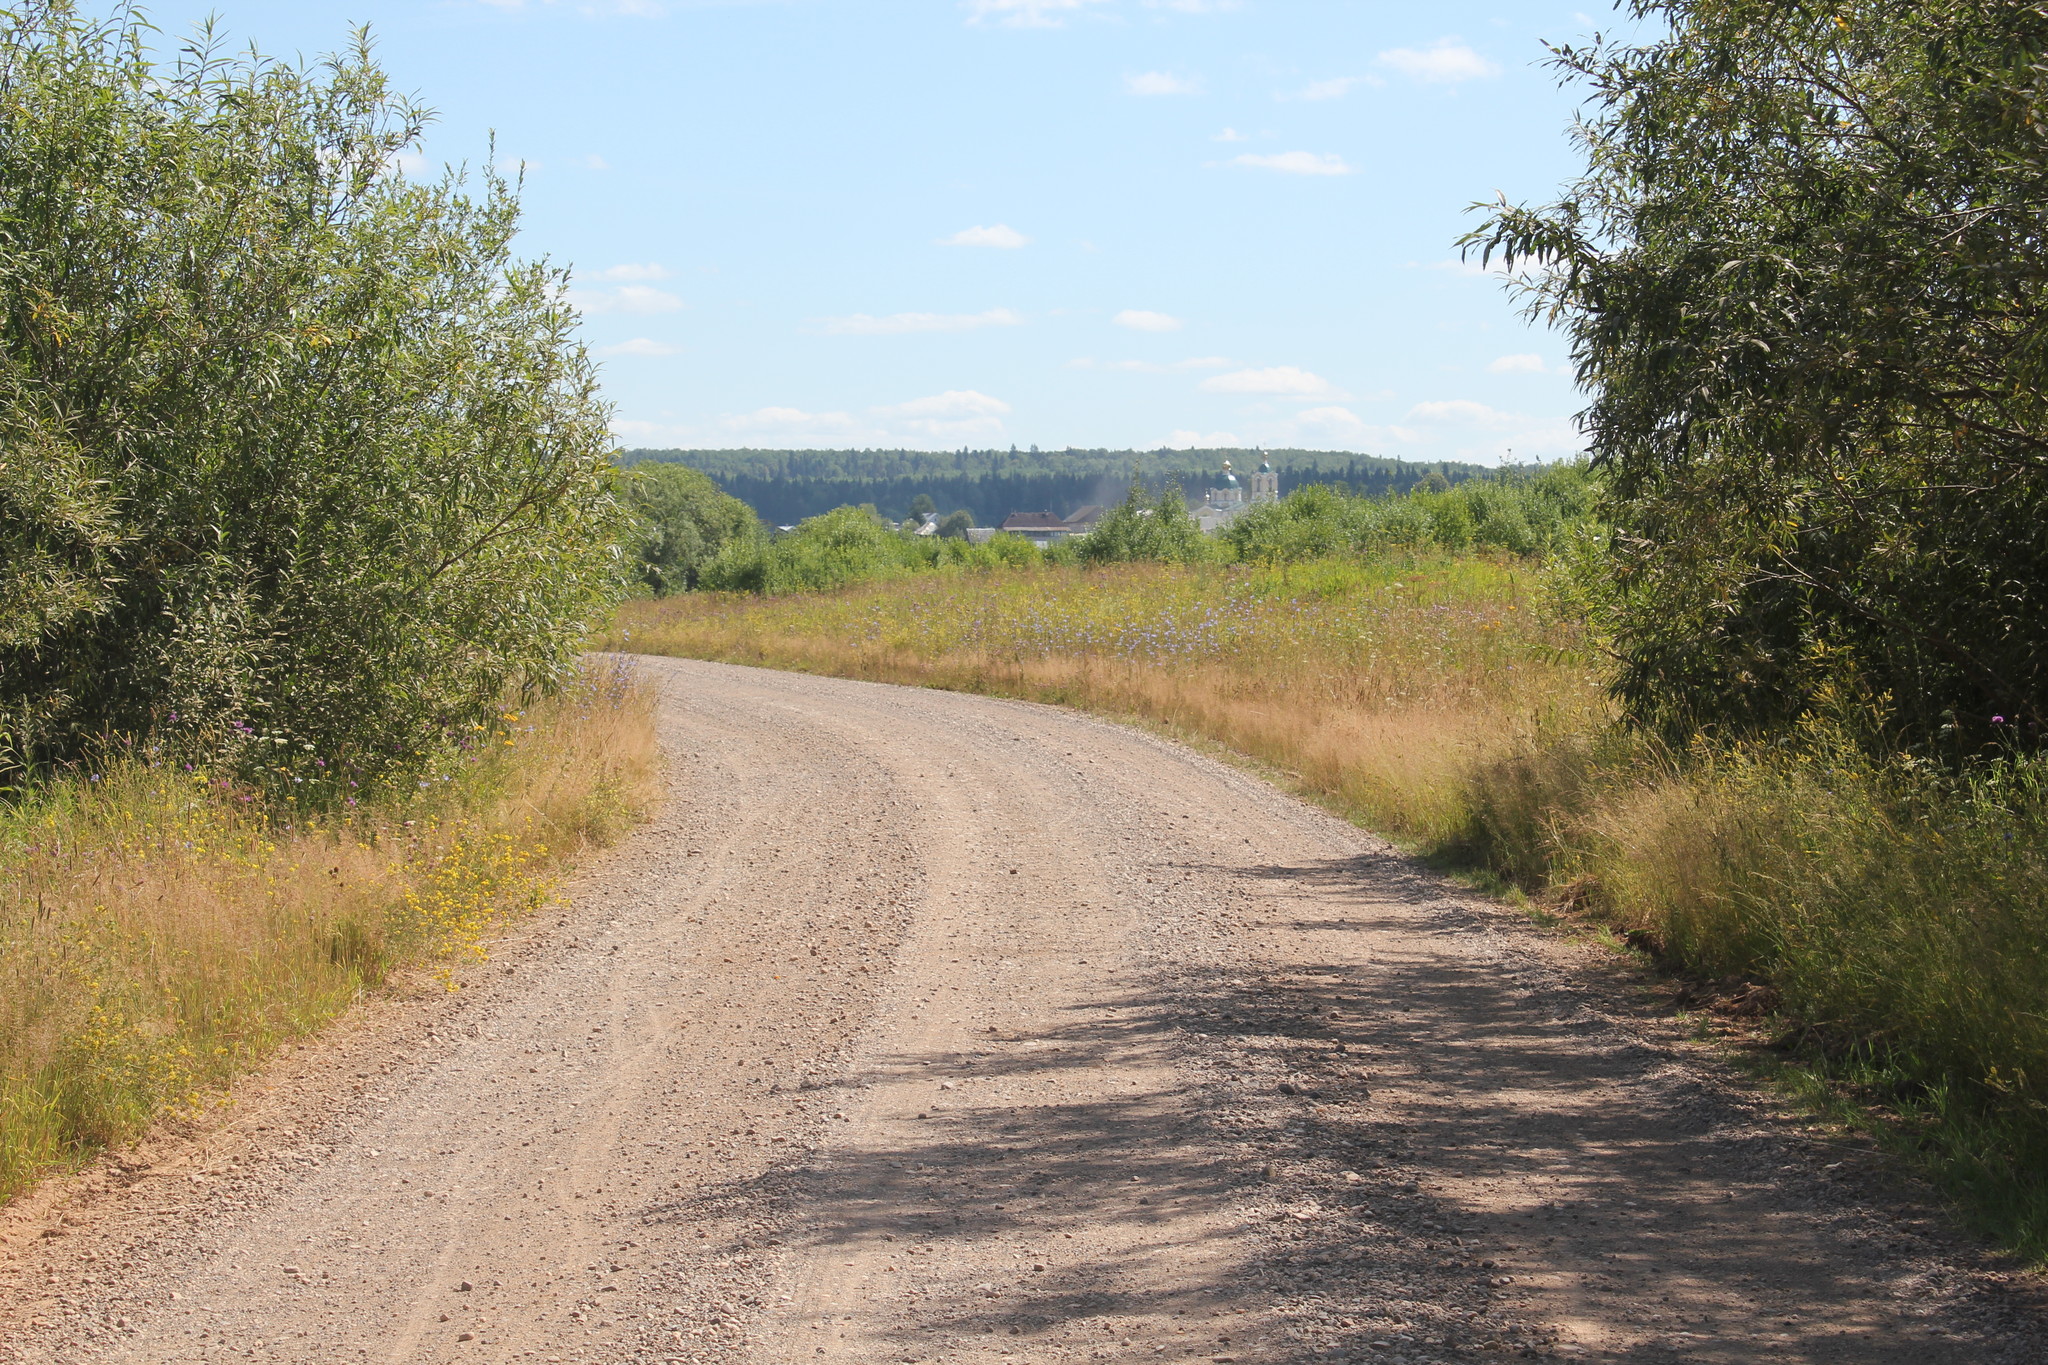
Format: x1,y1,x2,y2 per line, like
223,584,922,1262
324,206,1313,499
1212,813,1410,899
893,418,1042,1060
1486,353,1552,375
1126,70,1201,95
1156,428,1247,449
1230,150,1354,176
570,284,685,315
1212,127,1249,142
880,389,1013,438
1142,0,1240,12
813,307,1024,336
1295,406,1372,437
1113,309,1183,332
1403,398,1582,458
963,0,1110,27
939,224,1030,249
598,337,680,357
595,263,671,282
884,390,1012,419
724,406,862,436
1202,365,1340,397
1377,38,1500,84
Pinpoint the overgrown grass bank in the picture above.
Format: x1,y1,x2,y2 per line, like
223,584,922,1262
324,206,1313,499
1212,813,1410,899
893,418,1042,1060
611,564,2048,1260
0,662,657,1204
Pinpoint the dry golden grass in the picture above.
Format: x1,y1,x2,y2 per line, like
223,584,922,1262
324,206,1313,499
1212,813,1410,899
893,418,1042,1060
606,556,1605,849
0,659,658,1203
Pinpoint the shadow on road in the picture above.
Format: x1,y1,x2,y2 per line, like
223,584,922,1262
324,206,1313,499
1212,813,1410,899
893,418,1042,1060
642,852,2015,1364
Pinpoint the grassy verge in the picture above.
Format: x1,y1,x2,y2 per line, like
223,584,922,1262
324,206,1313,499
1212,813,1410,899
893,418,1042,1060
610,562,2048,1261
0,660,658,1204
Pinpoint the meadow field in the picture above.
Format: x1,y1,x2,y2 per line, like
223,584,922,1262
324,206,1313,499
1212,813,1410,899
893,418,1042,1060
612,559,2048,1258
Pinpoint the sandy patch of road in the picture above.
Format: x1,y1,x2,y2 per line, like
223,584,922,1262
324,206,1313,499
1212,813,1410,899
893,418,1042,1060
1,657,2042,1365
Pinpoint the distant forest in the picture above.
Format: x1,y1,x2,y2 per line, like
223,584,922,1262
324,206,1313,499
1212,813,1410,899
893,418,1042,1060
621,447,1502,527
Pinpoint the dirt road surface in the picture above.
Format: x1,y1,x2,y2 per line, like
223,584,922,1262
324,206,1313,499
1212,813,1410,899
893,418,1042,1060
2,657,2043,1365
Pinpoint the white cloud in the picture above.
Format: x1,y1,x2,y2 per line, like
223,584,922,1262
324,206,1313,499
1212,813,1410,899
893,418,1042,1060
940,224,1030,249
599,338,680,357
1143,0,1240,11
1230,150,1354,176
1407,399,1514,425
814,307,1024,336
1403,398,1582,459
1487,353,1551,374
877,389,1012,439
583,154,611,171
883,390,1012,419
1293,76,1364,101
1376,38,1500,84
494,155,538,176
1202,365,1339,397
1295,405,1370,436
384,150,429,178
1114,309,1183,332
725,406,862,435
1212,127,1249,142
1156,429,1246,449
964,0,1110,27
595,263,671,282
1126,71,1201,95
610,418,692,444
570,284,685,315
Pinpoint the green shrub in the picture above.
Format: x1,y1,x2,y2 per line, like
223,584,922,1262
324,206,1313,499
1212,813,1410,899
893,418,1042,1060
1469,0,2048,752
0,4,622,790
1223,465,1595,566
1077,481,1213,565
623,463,759,595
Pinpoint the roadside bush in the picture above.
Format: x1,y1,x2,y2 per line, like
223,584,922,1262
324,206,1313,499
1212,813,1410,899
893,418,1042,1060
1077,480,1213,565
623,462,759,595
1225,464,1595,565
696,506,1046,595
1469,0,2048,753
0,4,623,790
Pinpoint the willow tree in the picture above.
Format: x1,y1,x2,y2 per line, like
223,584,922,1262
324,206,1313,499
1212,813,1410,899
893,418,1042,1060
1467,0,2048,753
0,3,625,785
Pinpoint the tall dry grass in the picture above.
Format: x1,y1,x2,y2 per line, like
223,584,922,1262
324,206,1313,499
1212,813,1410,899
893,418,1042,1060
613,562,2048,1257
608,556,1604,846
0,660,657,1203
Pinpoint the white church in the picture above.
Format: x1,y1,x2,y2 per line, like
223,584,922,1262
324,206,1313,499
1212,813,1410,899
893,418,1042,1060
1193,455,1281,533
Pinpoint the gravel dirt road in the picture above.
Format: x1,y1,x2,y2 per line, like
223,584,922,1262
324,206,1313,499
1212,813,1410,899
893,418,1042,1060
2,657,2043,1365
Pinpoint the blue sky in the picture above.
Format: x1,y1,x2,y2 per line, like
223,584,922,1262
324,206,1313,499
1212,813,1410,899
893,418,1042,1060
143,1,1617,463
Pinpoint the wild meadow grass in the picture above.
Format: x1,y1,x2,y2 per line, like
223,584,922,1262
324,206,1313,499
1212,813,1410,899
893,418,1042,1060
613,561,2048,1259
610,556,1605,844
0,661,657,1204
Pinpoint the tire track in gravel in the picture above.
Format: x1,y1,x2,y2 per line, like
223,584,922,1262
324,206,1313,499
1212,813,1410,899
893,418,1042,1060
1,656,2042,1365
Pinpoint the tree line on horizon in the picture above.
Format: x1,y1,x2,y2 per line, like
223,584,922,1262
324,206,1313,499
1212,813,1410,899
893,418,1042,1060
620,447,1498,527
